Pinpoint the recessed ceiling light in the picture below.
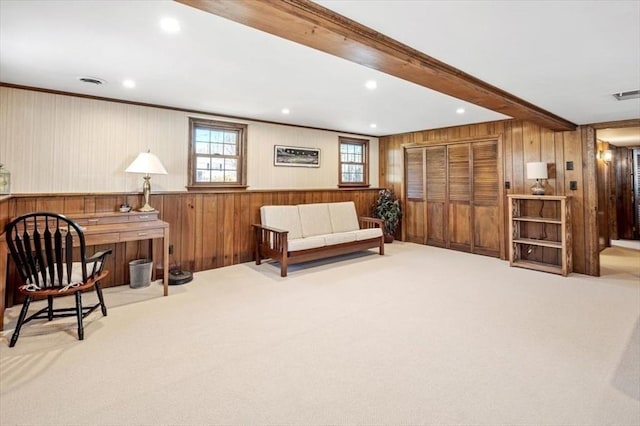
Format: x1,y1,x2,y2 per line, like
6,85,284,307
365,80,377,90
281,108,290,115
456,108,465,114
160,17,181,33
370,123,377,128
122,79,136,88
78,76,105,85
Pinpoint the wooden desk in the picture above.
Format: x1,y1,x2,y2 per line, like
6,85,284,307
0,211,170,331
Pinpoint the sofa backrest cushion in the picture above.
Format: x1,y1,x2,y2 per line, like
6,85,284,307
328,201,360,233
298,203,333,237
260,205,303,239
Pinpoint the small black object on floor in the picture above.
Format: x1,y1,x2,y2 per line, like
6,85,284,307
169,269,193,285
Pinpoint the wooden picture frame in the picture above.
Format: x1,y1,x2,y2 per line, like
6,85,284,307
274,145,320,167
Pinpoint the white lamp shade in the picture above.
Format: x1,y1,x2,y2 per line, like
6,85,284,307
126,152,168,175
526,162,548,180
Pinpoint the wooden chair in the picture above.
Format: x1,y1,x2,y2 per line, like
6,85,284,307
4,212,112,347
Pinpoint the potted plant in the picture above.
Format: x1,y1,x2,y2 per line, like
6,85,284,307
372,188,402,242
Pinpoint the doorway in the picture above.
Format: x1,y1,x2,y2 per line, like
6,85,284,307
595,124,640,276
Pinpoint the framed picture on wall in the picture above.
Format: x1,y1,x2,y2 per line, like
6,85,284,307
274,145,320,167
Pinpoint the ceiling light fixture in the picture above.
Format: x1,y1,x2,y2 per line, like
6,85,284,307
123,79,136,88
456,108,465,114
78,76,105,85
160,17,181,33
612,90,640,101
365,80,377,90
281,108,290,115
370,123,377,128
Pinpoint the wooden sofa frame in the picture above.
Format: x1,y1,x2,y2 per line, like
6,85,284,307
253,217,385,277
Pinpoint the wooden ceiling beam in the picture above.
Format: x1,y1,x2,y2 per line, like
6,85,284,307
177,0,576,131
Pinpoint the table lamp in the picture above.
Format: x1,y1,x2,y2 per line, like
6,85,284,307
126,150,168,211
526,162,547,195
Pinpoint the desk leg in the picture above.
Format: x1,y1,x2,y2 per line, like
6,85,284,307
163,226,169,296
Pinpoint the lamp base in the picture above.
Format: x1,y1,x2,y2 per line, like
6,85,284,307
138,203,156,212
530,180,546,195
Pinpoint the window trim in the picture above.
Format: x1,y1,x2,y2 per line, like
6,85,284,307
187,118,248,190
338,137,370,188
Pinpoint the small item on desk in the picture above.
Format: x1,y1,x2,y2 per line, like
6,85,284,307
119,203,132,213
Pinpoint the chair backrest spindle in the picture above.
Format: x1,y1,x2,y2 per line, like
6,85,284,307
5,212,88,290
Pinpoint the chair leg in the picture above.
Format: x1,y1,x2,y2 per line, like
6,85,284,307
95,282,108,316
75,291,84,341
10,296,32,348
47,295,54,321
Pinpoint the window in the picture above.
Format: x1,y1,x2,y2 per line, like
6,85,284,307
188,118,247,189
339,137,369,187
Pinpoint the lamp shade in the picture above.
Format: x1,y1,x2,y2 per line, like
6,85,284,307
125,151,168,175
526,162,548,180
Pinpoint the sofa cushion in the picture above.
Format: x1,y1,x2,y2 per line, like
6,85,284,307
328,201,360,233
288,236,326,252
318,231,357,246
353,228,383,241
298,203,333,237
261,206,303,239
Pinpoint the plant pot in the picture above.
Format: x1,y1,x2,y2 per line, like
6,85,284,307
384,233,394,243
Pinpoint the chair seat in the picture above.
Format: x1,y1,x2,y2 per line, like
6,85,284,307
19,261,104,293
18,271,107,296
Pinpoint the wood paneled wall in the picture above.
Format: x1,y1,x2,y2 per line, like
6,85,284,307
614,147,637,240
1,189,380,305
379,119,599,276
596,140,614,248
0,86,379,193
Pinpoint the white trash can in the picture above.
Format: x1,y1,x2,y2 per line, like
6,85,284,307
129,259,153,288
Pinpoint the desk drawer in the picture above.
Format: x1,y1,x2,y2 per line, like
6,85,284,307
74,216,129,226
84,233,121,246
120,228,164,242
129,213,159,222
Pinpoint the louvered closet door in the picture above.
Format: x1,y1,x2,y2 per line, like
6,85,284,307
426,146,447,247
472,141,501,256
405,148,426,243
447,144,471,251
403,140,502,258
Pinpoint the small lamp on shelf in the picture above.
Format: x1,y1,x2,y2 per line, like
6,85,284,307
125,150,168,212
526,162,547,195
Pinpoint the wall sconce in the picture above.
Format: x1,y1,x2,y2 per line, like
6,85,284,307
126,150,168,212
0,164,10,194
526,162,548,195
597,150,613,163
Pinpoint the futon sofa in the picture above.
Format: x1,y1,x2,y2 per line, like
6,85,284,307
253,201,385,277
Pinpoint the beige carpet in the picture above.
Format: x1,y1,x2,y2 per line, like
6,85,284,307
1,242,639,425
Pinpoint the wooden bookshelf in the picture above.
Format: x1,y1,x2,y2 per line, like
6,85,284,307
508,195,572,276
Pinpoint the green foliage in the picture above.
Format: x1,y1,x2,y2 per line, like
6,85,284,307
372,189,402,235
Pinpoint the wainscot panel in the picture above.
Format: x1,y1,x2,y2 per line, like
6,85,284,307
1,189,381,307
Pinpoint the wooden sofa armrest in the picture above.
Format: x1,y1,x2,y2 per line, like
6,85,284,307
359,216,385,232
252,224,290,274
252,223,288,235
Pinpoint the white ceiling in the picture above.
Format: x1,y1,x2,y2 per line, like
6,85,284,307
597,126,640,147
0,0,639,138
